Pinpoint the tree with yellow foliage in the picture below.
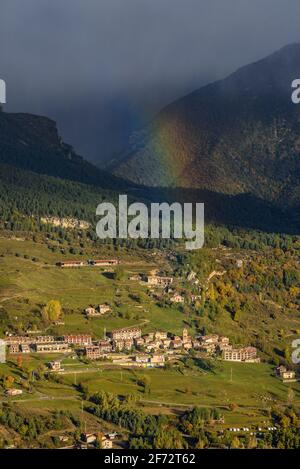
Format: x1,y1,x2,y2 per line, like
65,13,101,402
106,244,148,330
231,436,240,449
4,375,14,389
42,300,62,322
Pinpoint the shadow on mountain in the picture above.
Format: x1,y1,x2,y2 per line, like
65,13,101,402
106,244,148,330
127,185,300,234
1,110,299,235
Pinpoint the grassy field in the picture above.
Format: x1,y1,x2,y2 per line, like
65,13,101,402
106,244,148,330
60,361,300,407
7,350,298,411
0,237,188,337
2,357,299,430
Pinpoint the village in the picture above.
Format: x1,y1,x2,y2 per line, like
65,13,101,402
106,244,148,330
3,265,295,377
3,320,296,451
4,325,261,368
0,257,298,450
0,249,297,452
2,264,298,384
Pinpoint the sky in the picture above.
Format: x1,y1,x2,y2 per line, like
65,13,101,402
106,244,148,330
1,0,300,166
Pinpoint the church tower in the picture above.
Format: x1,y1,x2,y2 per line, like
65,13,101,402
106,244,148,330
182,328,188,343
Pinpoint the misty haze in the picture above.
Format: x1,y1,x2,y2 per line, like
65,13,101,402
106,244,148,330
1,0,300,165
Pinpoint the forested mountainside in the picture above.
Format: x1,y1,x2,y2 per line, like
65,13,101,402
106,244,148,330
112,43,300,209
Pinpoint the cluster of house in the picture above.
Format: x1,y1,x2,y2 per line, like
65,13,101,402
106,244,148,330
84,327,142,361
85,328,259,365
132,272,202,306
48,360,64,371
130,270,201,303
57,259,119,268
162,292,182,304
85,327,194,360
4,328,259,364
144,274,174,287
130,272,173,286
196,334,260,362
134,327,193,352
82,327,184,368
85,304,111,318
82,431,117,449
276,365,296,381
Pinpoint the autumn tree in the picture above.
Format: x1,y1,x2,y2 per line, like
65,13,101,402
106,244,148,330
43,300,62,322
231,436,240,449
4,375,14,389
17,355,23,369
95,433,103,449
154,428,187,449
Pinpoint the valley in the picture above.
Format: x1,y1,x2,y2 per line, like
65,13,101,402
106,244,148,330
0,228,299,449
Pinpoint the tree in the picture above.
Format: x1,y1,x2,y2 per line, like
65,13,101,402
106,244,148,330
229,402,238,412
41,308,50,324
138,375,151,394
78,382,89,399
113,267,125,281
43,300,62,322
154,428,187,449
4,375,14,389
17,355,23,369
95,433,103,449
231,436,240,449
246,435,257,449
195,438,206,449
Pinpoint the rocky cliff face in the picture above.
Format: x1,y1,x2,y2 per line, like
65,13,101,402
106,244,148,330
0,111,129,191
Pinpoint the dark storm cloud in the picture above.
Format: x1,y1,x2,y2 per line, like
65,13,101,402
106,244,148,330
1,0,300,163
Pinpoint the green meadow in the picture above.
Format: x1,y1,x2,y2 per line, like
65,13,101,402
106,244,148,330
60,362,300,408
3,357,299,430
0,237,186,337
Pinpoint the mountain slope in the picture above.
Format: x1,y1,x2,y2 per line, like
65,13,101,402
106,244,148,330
2,162,297,234
0,162,121,224
0,111,131,191
111,43,300,208
0,97,299,234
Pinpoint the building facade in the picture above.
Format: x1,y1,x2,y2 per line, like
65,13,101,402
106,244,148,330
63,335,92,346
85,346,102,360
36,342,71,353
111,327,141,341
222,346,259,362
